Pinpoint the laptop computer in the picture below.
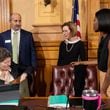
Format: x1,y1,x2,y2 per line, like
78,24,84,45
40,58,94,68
0,78,30,106
0,84,19,106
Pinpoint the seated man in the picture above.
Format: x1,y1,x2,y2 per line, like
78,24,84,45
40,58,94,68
0,47,34,96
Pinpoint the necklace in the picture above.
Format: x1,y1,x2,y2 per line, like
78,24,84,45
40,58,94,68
66,43,74,52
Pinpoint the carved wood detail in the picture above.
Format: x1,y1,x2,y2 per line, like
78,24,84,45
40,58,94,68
87,0,100,60
0,0,10,32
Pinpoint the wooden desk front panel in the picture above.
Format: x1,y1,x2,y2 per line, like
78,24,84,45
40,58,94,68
20,97,110,110
20,97,48,110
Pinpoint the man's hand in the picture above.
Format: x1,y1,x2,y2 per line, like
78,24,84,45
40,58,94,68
20,73,27,82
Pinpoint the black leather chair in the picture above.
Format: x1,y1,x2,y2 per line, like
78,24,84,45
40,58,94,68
51,63,98,97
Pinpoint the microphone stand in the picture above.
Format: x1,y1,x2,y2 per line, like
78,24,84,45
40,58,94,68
65,94,70,110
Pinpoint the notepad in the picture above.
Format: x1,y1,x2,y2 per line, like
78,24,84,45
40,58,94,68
48,95,69,108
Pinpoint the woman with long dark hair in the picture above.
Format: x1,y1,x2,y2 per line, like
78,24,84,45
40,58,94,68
93,8,110,97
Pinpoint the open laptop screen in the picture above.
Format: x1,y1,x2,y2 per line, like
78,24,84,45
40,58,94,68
0,84,20,105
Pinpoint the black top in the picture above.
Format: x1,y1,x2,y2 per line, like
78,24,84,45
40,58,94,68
98,34,110,72
57,40,86,66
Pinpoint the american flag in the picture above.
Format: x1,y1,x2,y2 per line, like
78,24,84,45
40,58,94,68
72,0,81,37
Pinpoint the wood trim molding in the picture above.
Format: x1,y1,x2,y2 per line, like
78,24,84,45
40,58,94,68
0,0,11,32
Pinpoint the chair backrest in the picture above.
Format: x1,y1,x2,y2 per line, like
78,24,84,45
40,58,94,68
52,64,98,97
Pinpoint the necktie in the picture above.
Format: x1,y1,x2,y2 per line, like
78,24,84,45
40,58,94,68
12,31,18,63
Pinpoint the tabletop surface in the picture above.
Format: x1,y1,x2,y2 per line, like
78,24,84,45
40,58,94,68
19,97,110,110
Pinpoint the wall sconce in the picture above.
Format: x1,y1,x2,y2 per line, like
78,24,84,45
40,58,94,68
44,0,51,6
44,0,57,7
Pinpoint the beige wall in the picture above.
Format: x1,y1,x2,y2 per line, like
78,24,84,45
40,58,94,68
11,0,35,31
62,0,72,22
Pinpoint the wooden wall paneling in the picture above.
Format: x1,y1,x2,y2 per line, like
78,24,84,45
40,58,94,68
62,0,72,22
79,0,88,41
100,0,110,8
35,0,63,25
33,0,110,96
35,41,60,96
32,0,101,95
87,0,100,60
32,25,62,96
0,0,10,32
87,0,110,60
32,24,63,41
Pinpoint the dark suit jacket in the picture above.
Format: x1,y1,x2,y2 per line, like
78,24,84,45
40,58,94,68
0,29,37,69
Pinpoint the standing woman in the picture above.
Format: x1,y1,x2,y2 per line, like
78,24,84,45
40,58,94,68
57,21,86,66
93,8,110,97
56,21,87,97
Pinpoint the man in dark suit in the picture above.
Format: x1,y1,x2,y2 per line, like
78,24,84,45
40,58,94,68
0,13,37,96
0,13,37,69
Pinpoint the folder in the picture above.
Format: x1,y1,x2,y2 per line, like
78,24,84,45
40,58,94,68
48,95,69,108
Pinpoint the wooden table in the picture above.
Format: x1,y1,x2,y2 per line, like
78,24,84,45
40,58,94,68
20,97,110,110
